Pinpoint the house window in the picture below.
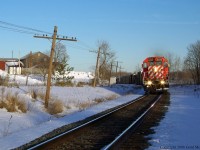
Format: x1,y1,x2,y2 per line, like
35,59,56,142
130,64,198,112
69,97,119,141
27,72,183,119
38,53,40,57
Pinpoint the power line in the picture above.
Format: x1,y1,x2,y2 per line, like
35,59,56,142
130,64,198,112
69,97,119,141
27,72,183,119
0,20,52,34
0,20,97,53
66,43,94,52
0,25,36,34
78,40,96,51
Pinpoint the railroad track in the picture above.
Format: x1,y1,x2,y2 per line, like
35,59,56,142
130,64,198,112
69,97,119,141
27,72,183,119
21,94,165,150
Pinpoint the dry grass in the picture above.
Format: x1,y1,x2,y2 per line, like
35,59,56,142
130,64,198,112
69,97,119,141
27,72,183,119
16,100,27,113
93,95,117,104
28,88,45,101
31,89,37,99
48,100,64,115
37,92,46,101
76,82,86,87
94,98,104,103
0,75,9,86
0,100,4,108
106,94,118,100
4,92,18,112
55,81,74,87
0,92,27,113
78,101,92,110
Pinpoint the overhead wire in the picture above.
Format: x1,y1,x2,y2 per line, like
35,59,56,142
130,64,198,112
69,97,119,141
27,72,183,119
0,20,52,34
65,43,93,52
0,25,36,35
78,40,96,51
0,20,97,53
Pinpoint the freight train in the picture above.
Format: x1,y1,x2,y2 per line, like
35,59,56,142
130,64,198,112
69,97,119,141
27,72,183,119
116,56,169,93
116,72,142,85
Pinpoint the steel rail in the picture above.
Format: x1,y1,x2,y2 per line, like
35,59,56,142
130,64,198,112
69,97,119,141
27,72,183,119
102,94,162,150
28,95,147,150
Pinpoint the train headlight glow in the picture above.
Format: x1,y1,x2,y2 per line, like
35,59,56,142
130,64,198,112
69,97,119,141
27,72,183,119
160,80,165,85
147,81,152,85
154,67,158,72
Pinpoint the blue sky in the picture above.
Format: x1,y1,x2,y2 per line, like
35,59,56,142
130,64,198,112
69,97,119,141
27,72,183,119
0,0,200,72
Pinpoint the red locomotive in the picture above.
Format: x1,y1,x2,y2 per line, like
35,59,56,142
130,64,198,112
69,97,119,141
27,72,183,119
142,56,169,93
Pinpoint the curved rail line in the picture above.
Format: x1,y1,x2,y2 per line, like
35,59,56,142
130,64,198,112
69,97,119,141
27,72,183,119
103,94,162,150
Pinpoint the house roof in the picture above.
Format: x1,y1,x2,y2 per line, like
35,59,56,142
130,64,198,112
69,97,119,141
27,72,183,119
20,51,49,60
6,61,24,67
0,58,19,61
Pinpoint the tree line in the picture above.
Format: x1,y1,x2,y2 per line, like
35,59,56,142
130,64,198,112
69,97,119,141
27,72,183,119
154,40,200,85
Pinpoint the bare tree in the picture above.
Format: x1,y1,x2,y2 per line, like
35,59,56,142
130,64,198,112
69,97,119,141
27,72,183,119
97,40,116,80
173,56,182,82
134,64,141,74
37,60,49,84
54,43,69,70
46,43,73,83
184,40,200,84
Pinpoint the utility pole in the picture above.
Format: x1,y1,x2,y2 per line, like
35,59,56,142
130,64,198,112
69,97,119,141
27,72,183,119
92,47,101,87
109,62,113,86
90,48,110,87
115,61,122,75
29,51,32,68
119,66,124,84
18,50,20,74
116,61,118,74
34,26,77,108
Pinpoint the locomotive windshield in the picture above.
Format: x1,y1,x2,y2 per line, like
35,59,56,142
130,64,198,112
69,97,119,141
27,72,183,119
149,61,154,66
143,62,147,68
156,61,162,65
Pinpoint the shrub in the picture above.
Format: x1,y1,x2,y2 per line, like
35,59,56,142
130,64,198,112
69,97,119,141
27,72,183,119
48,100,63,115
106,94,118,100
94,98,104,103
29,89,37,99
0,92,27,113
76,82,85,87
0,75,9,86
4,92,17,112
77,101,92,110
0,100,4,108
55,81,74,87
17,100,27,113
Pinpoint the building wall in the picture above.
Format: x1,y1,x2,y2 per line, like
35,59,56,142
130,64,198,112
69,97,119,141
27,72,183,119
8,67,21,75
0,61,5,70
21,52,49,68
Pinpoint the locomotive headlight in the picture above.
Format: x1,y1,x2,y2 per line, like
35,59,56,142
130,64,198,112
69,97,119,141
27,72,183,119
160,80,165,85
147,81,152,85
154,67,158,72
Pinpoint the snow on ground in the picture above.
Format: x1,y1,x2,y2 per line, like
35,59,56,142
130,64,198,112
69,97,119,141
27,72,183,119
0,70,43,85
148,85,200,150
0,69,144,149
0,85,144,149
69,71,94,83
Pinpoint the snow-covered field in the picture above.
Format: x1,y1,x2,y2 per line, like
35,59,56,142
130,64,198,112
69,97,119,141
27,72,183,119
0,70,200,150
0,85,144,149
